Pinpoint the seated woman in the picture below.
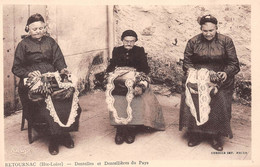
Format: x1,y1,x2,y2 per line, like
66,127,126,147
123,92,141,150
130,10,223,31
179,14,240,151
12,13,81,155
106,30,165,145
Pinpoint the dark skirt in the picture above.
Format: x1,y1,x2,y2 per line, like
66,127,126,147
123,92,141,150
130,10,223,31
179,88,233,138
19,84,81,135
109,88,165,131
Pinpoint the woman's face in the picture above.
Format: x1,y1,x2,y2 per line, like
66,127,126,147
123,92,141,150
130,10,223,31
201,22,217,41
122,36,136,50
28,21,46,40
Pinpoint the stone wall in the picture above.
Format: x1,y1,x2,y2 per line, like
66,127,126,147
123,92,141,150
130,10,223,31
113,5,251,104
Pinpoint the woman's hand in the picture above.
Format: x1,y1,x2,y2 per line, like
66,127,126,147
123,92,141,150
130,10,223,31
217,72,227,82
28,70,41,78
134,86,143,96
60,68,69,74
209,70,219,83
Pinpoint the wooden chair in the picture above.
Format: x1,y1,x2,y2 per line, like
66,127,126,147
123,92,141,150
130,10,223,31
20,101,48,144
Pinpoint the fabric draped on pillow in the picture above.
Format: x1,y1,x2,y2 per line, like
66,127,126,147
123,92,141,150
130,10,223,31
106,67,150,124
25,71,79,127
185,68,220,126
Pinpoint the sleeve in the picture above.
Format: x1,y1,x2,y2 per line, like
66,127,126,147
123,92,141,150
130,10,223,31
52,40,67,71
12,42,30,78
106,47,117,73
137,47,150,75
183,39,195,73
223,38,240,77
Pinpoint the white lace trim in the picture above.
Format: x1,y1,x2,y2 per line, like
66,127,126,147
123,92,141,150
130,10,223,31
45,89,79,127
38,71,79,127
105,69,137,124
185,68,211,126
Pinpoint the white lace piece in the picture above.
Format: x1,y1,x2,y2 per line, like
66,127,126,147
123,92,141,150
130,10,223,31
30,71,79,127
185,68,211,126
45,89,79,127
105,69,137,124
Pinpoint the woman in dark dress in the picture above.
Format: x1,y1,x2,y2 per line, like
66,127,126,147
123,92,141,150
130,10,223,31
106,30,165,144
12,13,81,155
179,14,240,151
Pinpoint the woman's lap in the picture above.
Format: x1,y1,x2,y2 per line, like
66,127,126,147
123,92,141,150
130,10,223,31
110,88,165,130
179,88,233,137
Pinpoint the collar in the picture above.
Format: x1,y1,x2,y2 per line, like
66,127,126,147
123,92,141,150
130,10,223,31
122,45,136,52
29,35,46,43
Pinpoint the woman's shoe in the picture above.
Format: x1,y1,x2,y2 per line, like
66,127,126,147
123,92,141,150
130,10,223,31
115,126,124,145
115,134,124,144
188,139,201,147
187,132,201,147
125,134,135,144
125,126,136,144
211,134,223,151
212,142,223,151
49,137,59,155
62,133,74,149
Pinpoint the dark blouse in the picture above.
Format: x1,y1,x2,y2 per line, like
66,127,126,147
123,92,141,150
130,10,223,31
106,45,150,74
12,35,67,79
183,33,240,89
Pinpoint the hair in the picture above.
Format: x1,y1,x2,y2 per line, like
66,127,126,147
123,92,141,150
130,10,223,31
199,14,218,30
25,13,45,32
199,14,218,25
121,30,138,41
200,24,218,31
